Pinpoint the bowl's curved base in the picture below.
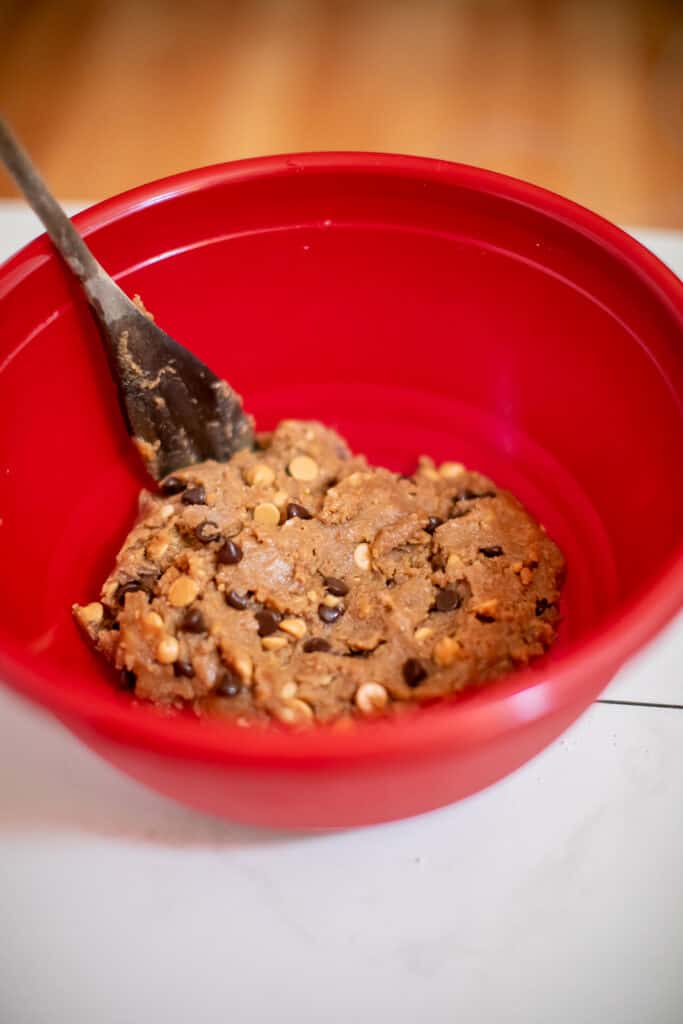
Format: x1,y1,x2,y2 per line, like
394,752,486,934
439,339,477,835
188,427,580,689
63,686,608,829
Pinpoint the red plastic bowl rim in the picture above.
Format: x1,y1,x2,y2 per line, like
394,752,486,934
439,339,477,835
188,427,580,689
1,152,682,765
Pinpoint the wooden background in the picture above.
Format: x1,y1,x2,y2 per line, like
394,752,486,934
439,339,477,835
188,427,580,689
1,0,682,226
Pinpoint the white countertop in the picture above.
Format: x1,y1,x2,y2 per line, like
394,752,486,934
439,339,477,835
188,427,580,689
1,203,681,1024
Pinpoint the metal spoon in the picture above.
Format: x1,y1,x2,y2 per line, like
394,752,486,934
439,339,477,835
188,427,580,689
0,116,254,479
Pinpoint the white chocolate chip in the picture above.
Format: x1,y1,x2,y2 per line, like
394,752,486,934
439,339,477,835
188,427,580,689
168,575,200,608
245,463,275,487
355,682,389,715
80,602,103,625
280,681,298,700
353,542,371,571
253,502,281,526
161,504,175,519
322,594,343,608
262,635,288,652
272,489,289,508
414,626,433,642
156,635,179,664
280,617,307,639
306,589,319,603
288,455,318,481
433,636,462,667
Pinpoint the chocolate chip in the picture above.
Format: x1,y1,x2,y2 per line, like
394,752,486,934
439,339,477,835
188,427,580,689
385,578,396,588
195,520,221,544
318,603,343,624
449,507,470,520
115,579,144,605
455,489,496,502
216,539,243,565
476,612,496,623
173,659,195,678
535,598,550,616
215,672,241,698
323,576,348,596
181,608,206,633
479,546,503,558
181,484,207,506
433,588,461,612
345,648,371,658
256,609,282,636
286,502,313,520
303,638,331,653
160,476,187,496
226,590,249,610
403,658,428,687
117,669,136,691
425,516,443,535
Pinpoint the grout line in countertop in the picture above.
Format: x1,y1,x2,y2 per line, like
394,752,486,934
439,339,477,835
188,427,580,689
595,699,683,711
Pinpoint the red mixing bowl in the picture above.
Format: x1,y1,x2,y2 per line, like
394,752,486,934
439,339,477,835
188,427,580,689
1,154,681,829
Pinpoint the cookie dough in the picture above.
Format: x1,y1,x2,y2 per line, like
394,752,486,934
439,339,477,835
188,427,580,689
74,420,565,725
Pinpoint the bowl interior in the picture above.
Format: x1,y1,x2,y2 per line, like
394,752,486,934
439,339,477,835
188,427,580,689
1,156,682,748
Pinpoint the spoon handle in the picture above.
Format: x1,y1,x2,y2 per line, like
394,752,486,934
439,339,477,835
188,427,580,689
0,116,130,318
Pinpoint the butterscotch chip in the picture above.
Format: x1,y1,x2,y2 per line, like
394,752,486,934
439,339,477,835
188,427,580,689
245,463,275,487
253,502,280,525
231,652,253,682
79,601,104,625
439,461,466,479
355,682,389,714
74,419,564,724
168,575,200,608
141,610,164,634
146,532,170,560
288,455,318,481
433,636,462,667
290,698,314,721
414,626,433,642
156,635,179,664
353,543,371,571
280,617,307,639
262,635,288,652
474,599,499,619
